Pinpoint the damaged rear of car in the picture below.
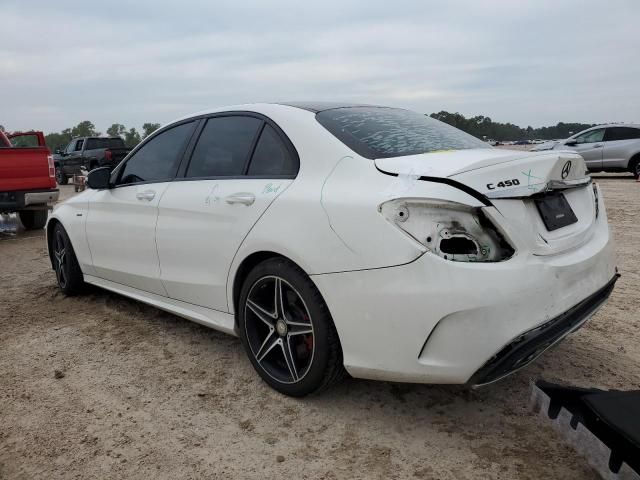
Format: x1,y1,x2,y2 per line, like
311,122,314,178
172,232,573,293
311,106,618,386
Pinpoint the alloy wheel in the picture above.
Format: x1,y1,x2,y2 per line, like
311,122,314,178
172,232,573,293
54,230,68,289
244,276,315,384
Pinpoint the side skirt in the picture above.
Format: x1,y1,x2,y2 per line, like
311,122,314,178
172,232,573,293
84,274,237,336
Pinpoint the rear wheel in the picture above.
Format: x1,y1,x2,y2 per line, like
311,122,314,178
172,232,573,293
18,209,48,230
238,258,345,396
55,167,68,185
51,223,85,295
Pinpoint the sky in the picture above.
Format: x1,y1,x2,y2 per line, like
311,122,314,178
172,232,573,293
1,0,639,134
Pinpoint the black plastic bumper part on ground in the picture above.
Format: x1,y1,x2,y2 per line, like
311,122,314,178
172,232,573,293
469,273,620,386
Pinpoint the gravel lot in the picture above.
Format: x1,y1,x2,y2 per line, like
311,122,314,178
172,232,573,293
1,176,639,479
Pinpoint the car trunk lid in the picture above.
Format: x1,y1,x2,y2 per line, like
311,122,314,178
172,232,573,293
375,149,596,256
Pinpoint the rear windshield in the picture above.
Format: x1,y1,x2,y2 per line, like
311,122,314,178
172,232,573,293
85,138,126,150
316,107,489,159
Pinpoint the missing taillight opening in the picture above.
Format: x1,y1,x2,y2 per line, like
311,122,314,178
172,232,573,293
379,198,516,263
439,235,478,255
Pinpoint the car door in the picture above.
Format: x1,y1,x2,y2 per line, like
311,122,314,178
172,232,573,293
565,128,605,170
63,139,84,174
156,114,299,312
85,121,197,295
602,127,640,169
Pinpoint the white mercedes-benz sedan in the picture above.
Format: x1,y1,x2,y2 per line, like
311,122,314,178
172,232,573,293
47,102,618,396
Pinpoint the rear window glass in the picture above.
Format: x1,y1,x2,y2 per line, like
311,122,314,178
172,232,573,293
8,134,40,148
316,107,489,159
86,138,126,150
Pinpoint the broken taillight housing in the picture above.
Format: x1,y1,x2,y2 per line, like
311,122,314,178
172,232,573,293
379,199,515,262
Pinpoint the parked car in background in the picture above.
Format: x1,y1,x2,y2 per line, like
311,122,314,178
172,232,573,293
0,130,58,229
47,103,617,396
54,137,130,185
531,125,640,179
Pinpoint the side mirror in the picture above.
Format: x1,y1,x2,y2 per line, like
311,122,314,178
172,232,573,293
87,167,112,189
565,139,578,146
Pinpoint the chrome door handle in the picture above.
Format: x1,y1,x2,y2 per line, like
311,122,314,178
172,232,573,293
593,144,603,148
225,193,255,206
136,190,156,201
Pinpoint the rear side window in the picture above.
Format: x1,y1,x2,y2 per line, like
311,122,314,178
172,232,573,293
117,122,194,185
186,116,261,178
316,107,489,159
248,125,297,176
86,138,126,149
604,127,640,142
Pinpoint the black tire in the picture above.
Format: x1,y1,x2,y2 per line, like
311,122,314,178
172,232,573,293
18,209,48,230
630,157,640,180
238,257,345,396
51,223,85,295
55,167,68,185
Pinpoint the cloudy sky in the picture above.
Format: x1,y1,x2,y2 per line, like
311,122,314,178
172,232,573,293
2,0,639,133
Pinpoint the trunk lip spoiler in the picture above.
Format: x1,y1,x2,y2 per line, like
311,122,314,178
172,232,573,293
485,176,592,199
374,165,493,206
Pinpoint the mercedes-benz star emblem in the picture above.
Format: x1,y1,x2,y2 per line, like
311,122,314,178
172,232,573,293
561,160,572,179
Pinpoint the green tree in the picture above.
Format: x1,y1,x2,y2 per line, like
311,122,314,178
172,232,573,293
429,111,594,141
70,120,100,138
45,128,73,152
142,122,161,139
106,123,126,137
124,127,141,147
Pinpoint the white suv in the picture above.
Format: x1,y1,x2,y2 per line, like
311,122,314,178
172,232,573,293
532,125,640,179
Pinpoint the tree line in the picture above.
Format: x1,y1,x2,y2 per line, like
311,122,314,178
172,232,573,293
2,113,597,151
429,111,595,141
43,121,161,152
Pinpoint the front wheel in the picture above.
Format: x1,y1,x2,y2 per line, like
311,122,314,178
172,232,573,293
631,158,640,180
51,223,85,295
18,209,48,230
238,258,345,396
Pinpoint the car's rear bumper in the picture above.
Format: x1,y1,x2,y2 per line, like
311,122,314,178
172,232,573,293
468,273,619,387
0,188,59,212
311,208,617,385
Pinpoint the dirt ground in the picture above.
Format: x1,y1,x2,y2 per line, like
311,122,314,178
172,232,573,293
1,176,639,480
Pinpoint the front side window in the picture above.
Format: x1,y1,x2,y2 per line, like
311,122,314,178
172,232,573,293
117,122,194,185
316,107,489,159
74,139,84,151
247,125,297,176
604,127,640,142
64,141,76,154
186,116,261,178
574,129,605,144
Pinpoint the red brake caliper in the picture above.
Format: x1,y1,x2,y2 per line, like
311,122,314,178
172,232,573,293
303,314,313,353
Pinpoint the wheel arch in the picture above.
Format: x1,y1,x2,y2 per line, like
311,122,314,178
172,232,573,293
231,251,289,320
229,250,328,330
45,217,62,269
628,152,640,171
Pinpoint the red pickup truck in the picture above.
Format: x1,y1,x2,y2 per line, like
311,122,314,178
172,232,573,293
0,130,59,230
